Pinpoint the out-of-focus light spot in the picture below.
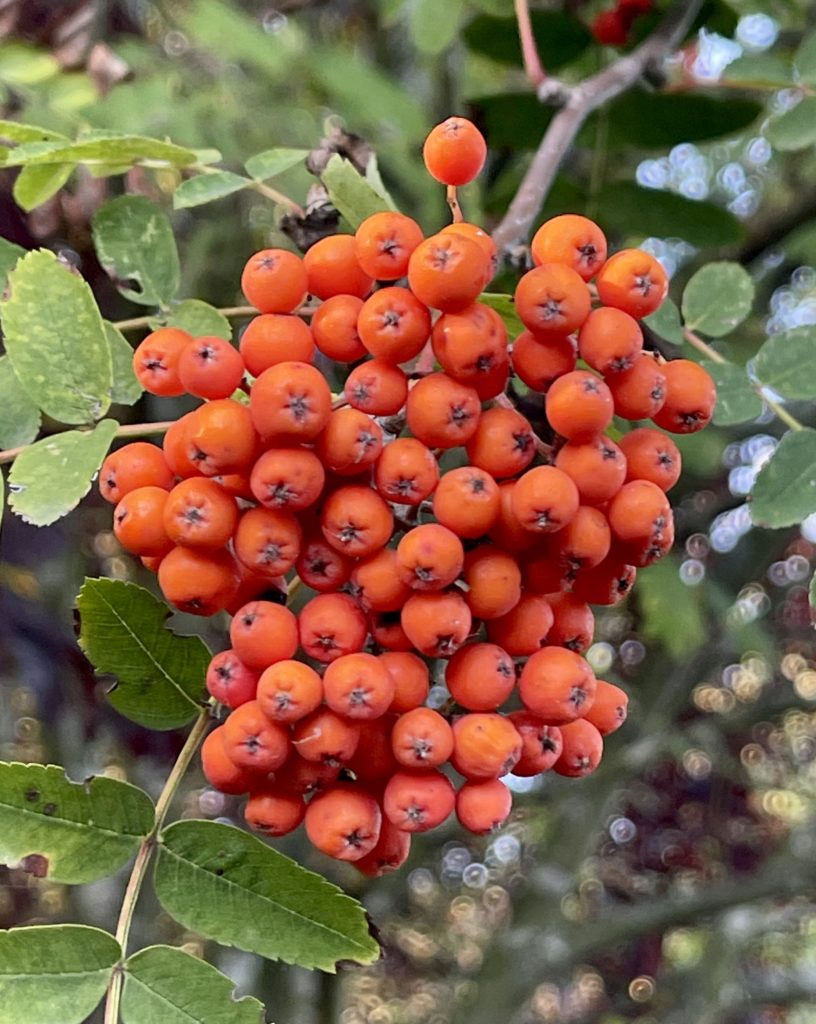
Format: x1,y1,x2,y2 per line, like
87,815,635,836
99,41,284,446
628,976,656,1003
680,559,705,585
682,749,712,778
736,13,779,52
587,642,614,674
609,817,637,843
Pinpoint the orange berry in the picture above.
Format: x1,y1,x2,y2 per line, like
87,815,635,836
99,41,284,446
432,466,500,539
391,707,454,768
99,442,173,504
354,210,424,280
229,600,298,670
358,287,433,365
396,523,465,592
298,592,367,663
346,714,399,786
596,248,668,318
221,700,290,773
508,711,562,776
511,465,580,534
572,556,636,606
462,545,522,620
244,790,305,837
201,727,255,795
113,485,171,557
162,477,238,550
511,330,576,393
464,405,536,479
380,651,430,713
651,359,716,434
132,327,192,397
249,361,332,443
292,708,360,765
405,372,481,449
315,408,383,476
619,427,681,490
423,116,487,186
555,436,627,506
323,652,395,721
185,399,257,476
456,778,512,834
295,533,353,593
608,353,667,420
250,447,325,511
401,591,472,658
408,233,488,313
583,678,629,735
274,752,341,795
439,222,497,276
239,314,314,376
354,818,411,876
257,660,323,724
162,412,199,478
350,547,412,613
487,480,537,554
451,713,522,779
515,263,591,339
383,769,455,832
344,359,408,416
485,593,554,656
320,485,394,557
546,505,611,573
553,719,603,777
178,335,244,400
446,642,515,711
303,235,373,300
304,784,382,861
531,214,607,281
519,647,596,725
206,650,259,709
310,295,366,363
374,436,439,506
578,307,643,374
241,248,308,313
546,593,595,653
431,303,507,384
607,479,671,545
233,506,302,578
157,546,239,616
546,370,614,441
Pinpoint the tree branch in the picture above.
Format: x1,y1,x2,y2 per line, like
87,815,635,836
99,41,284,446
492,0,705,253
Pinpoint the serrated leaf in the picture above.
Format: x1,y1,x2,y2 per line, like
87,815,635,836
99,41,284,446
0,925,120,1024
479,292,523,336
150,299,232,340
0,762,153,884
636,554,706,660
245,147,308,181
643,298,684,346
12,163,73,211
8,419,118,526
174,171,251,210
0,356,40,448
0,237,25,287
0,119,65,144
749,429,816,528
701,360,762,426
753,326,816,400
321,154,391,228
0,44,59,86
122,946,265,1024
795,30,816,86
93,196,180,308
76,578,211,730
721,53,793,88
462,10,590,69
1,249,113,423
3,134,198,169
105,323,142,406
682,262,754,337
155,820,381,971
410,0,464,54
765,97,816,152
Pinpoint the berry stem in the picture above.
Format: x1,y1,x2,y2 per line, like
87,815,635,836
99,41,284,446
683,327,805,433
104,707,212,1024
514,0,547,88
0,420,176,467
249,179,306,215
446,185,464,223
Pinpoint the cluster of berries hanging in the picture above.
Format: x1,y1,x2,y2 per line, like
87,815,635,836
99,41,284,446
100,115,715,876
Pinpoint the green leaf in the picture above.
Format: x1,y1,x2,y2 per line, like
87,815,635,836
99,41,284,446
0,237,25,286
643,298,684,346
0,762,153,884
155,820,381,971
0,119,65,144
596,182,744,249
12,163,73,211
7,420,118,526
721,53,793,88
766,97,816,152
76,578,211,730
122,946,265,1024
105,323,142,406
150,299,232,340
749,429,816,528
479,292,523,337
681,262,754,337
0,44,59,86
462,11,590,69
93,196,180,308
173,171,252,210
0,356,40,448
754,327,816,400
636,554,706,660
410,0,464,54
795,30,816,86
701,360,762,426
245,147,308,181
3,134,198,169
0,925,120,1024
1,249,113,423
604,90,762,149
321,154,392,228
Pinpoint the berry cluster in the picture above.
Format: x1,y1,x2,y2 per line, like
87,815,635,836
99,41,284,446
99,116,715,876
591,0,653,46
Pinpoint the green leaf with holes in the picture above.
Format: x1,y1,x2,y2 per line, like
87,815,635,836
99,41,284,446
155,820,380,971
321,154,392,228
245,147,309,181
0,355,40,448
7,419,118,526
122,946,266,1024
105,322,142,406
0,925,121,1024
753,326,816,400
701,360,762,426
750,428,816,528
0,762,153,884
681,262,754,337
92,196,180,308
1,249,112,423
173,171,252,210
149,300,232,340
76,578,211,731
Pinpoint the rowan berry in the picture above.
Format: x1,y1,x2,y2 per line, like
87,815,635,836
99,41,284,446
304,784,382,861
578,306,643,374
432,466,500,539
451,713,522,779
401,590,472,658
407,233,489,313
607,479,671,545
344,359,408,416
374,436,440,505
99,443,174,504
303,235,373,300
354,818,411,876
245,790,306,837
250,447,325,511
132,327,192,397
466,406,536,480
519,647,597,725
456,778,512,834
545,370,614,441
292,708,361,765
241,248,308,314
547,505,611,574
511,330,576,393
315,408,383,476
511,465,580,534
523,551,571,596
515,263,591,338
298,592,368,663
162,477,238,549
439,222,497,276
583,679,629,735
596,248,668,318
397,523,465,592
553,719,603,777
158,546,240,615
572,555,637,606
211,472,254,500
488,480,537,553
323,652,395,720
469,354,511,400
229,600,298,670
321,484,394,557
422,116,487,186
295,533,353,593
350,547,412,613
651,359,716,433
357,286,432,364
405,373,481,448
177,335,245,400
274,752,341,795
162,412,199,478
446,642,515,711
222,700,290,773
486,593,554,656
309,294,366,362
201,728,255,795
234,506,302,578
369,610,414,651
346,714,400,785
608,353,667,420
619,427,682,490
206,650,259,709
185,399,258,476
554,436,627,506
239,314,315,375
546,593,595,653
592,9,629,45
508,711,563,776
249,361,332,443
383,769,456,832
431,303,507,383
256,660,323,724
391,707,454,768
380,651,431,713
113,485,172,557
462,545,522,620
354,210,424,280
531,214,607,281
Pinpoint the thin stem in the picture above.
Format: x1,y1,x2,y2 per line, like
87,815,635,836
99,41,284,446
446,185,463,223
514,0,546,87
248,179,305,216
683,327,805,433
0,420,175,467
104,707,212,1024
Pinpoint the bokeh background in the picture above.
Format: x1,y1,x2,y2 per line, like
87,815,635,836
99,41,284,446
3,1,816,1022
